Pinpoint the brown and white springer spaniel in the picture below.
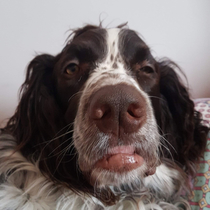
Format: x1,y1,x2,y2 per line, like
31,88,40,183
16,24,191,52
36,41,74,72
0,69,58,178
0,24,208,210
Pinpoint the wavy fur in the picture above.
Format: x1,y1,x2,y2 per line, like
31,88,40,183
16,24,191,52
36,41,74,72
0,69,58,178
0,24,209,209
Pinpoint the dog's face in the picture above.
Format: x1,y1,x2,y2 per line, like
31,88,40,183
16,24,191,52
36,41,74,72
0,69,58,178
54,27,160,187
6,25,208,205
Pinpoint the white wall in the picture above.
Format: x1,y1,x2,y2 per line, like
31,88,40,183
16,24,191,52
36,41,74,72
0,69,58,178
0,0,210,125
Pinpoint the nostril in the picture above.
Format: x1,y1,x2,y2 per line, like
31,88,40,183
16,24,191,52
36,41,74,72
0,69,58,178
127,104,142,119
123,103,146,133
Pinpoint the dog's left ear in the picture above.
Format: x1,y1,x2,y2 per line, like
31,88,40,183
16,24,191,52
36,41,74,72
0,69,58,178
158,60,209,176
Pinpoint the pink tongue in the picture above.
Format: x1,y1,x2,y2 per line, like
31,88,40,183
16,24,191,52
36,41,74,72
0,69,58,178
95,153,144,172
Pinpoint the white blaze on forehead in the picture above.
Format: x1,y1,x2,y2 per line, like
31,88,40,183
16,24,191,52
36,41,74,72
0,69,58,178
82,27,141,92
106,28,121,59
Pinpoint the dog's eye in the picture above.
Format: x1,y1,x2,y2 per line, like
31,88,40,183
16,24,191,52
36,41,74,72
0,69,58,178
140,66,154,74
65,63,79,75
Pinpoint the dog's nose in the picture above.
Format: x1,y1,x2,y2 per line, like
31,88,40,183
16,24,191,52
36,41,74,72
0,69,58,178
89,84,146,134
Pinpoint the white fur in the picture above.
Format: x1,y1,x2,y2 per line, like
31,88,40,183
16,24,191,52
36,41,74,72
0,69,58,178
0,28,191,210
0,134,190,210
84,29,141,92
73,29,160,186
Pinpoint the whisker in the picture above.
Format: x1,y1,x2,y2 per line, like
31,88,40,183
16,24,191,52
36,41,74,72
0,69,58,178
48,136,73,157
34,123,74,147
148,95,167,103
53,149,68,174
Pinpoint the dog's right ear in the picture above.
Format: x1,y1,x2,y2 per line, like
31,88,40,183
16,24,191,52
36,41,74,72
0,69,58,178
5,54,64,152
158,60,209,176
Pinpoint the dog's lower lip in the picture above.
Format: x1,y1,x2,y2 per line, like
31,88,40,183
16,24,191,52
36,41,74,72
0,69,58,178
95,146,144,172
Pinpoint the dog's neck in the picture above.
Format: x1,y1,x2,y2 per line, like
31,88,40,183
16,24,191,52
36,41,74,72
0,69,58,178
0,134,191,210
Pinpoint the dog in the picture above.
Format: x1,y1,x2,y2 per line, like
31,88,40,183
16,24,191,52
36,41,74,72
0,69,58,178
0,24,209,210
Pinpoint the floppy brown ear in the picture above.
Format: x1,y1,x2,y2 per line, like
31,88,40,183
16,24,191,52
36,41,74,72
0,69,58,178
4,54,114,202
5,54,73,180
158,60,209,176
6,54,63,151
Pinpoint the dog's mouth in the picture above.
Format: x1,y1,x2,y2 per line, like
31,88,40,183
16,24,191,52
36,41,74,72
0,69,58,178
76,135,159,187
94,145,146,173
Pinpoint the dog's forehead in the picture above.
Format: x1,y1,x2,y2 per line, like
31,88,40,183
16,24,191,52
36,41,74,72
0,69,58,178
64,27,146,65
105,28,143,53
106,28,121,45
104,28,148,64
82,28,143,92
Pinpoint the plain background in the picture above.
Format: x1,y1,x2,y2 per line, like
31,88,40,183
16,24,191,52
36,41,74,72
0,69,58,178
0,0,210,125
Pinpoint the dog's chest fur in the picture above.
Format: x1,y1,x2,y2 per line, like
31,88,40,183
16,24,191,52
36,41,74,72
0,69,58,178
0,135,190,210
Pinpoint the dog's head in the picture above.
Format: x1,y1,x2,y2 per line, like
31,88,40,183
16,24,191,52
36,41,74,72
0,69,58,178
65,26,160,186
5,25,208,204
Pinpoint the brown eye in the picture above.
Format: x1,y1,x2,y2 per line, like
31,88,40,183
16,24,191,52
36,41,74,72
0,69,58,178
140,66,154,74
65,63,79,75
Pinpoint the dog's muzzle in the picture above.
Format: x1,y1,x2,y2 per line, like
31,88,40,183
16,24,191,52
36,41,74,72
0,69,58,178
88,83,147,173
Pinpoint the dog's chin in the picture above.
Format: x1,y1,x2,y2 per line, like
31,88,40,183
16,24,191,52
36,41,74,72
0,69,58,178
79,146,157,188
88,162,150,188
